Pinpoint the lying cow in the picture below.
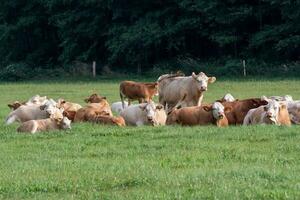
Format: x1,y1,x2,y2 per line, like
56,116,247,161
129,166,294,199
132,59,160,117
266,95,293,102
57,98,82,112
158,72,216,110
243,100,291,126
111,101,129,114
6,99,62,124
219,93,236,102
261,96,300,124
88,115,126,126
7,95,48,110
220,98,268,125
17,114,71,134
166,102,230,127
74,94,112,122
120,101,166,126
120,81,158,108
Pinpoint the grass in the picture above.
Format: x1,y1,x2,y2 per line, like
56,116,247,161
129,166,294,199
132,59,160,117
0,78,300,199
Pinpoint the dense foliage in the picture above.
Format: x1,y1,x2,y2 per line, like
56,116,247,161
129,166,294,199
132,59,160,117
0,0,299,78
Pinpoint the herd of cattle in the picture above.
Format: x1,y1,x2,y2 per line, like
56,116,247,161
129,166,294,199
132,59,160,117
5,72,300,133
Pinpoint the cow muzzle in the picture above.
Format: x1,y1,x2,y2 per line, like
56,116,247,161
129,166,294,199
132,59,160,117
199,87,207,91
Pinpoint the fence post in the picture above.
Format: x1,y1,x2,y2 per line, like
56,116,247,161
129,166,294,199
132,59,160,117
92,61,96,78
243,60,246,77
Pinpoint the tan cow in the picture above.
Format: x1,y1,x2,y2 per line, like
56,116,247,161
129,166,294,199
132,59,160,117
17,115,71,134
158,72,216,110
166,102,230,127
243,100,291,126
88,115,126,126
120,81,158,108
74,94,113,122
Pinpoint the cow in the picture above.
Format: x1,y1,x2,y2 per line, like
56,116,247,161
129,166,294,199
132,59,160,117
119,81,158,108
219,93,236,102
265,95,293,102
243,100,291,126
166,102,230,127
158,72,216,111
111,101,129,114
8,101,23,110
7,95,48,110
261,96,300,124
88,115,126,126
120,101,166,126
5,99,62,124
57,98,82,112
74,94,113,122
219,98,268,125
17,115,71,134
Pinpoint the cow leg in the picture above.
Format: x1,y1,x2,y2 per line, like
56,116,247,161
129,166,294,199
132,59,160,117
138,98,144,104
136,121,144,126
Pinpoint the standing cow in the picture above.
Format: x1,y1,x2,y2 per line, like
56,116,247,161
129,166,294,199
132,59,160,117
158,72,216,111
119,81,158,108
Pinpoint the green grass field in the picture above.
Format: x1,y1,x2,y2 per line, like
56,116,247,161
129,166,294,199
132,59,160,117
1,79,300,199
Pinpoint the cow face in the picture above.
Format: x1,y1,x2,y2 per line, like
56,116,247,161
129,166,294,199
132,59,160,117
263,100,281,124
28,95,47,105
85,93,107,103
61,117,72,129
222,93,236,102
40,99,62,115
139,102,163,125
192,72,216,91
203,102,231,120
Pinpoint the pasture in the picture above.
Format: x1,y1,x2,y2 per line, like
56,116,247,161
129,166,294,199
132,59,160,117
1,79,300,199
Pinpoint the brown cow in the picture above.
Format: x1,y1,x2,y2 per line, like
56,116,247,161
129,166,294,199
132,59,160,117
220,98,268,125
119,81,158,108
88,115,126,126
74,94,113,122
166,102,231,127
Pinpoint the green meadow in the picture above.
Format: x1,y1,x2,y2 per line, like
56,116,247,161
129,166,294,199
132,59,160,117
0,79,300,199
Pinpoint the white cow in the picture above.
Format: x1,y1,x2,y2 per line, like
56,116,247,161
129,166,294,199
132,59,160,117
25,95,48,105
221,93,236,102
17,116,71,134
120,101,166,126
243,100,291,125
261,95,300,124
111,101,129,114
5,99,62,124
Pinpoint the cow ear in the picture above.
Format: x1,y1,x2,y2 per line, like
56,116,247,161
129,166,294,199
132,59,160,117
192,72,197,79
40,105,46,110
208,77,216,83
203,106,212,112
7,104,13,109
224,107,232,113
102,96,107,100
84,98,90,103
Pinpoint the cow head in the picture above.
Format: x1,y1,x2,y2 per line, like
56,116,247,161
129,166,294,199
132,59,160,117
249,98,268,109
192,72,216,91
8,101,22,110
27,95,47,105
84,93,107,103
51,113,71,130
203,102,231,120
139,101,163,125
263,100,282,124
40,99,63,115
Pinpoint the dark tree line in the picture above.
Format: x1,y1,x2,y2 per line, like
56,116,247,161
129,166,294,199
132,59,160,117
0,0,299,76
